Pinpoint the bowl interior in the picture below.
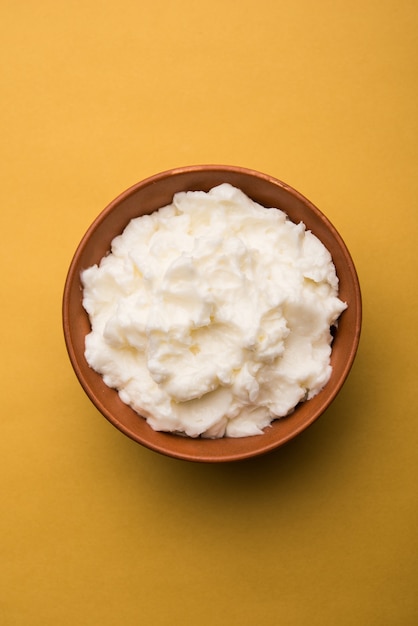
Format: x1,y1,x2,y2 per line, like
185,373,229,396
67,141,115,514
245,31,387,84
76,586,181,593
63,165,361,462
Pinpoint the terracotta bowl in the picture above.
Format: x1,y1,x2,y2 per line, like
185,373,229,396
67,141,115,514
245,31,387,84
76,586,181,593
63,165,361,462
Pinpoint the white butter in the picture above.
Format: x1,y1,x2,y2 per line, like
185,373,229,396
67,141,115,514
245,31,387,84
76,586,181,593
81,184,347,438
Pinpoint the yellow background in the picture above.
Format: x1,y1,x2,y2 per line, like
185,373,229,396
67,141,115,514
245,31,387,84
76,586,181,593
1,1,417,624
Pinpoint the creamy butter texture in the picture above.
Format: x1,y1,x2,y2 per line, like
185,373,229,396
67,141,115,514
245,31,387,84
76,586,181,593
81,184,347,438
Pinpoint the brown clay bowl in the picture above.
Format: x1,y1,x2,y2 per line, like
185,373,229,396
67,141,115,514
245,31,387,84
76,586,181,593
63,165,361,462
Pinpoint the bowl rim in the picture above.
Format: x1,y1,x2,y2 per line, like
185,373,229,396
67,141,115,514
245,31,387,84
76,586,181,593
63,164,362,462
